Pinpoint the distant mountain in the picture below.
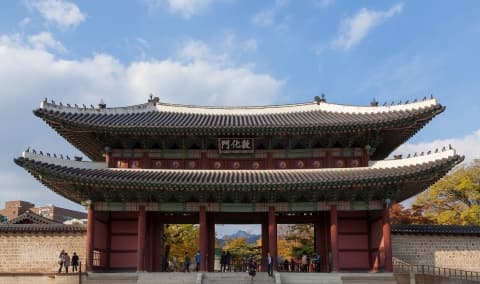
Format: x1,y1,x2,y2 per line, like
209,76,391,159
218,230,260,246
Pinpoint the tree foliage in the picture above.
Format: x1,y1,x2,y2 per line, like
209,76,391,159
413,161,480,225
389,203,433,224
223,236,260,259
284,224,314,259
164,224,199,269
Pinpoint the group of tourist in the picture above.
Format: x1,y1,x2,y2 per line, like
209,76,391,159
57,250,79,273
182,251,201,272
219,250,232,272
280,252,321,272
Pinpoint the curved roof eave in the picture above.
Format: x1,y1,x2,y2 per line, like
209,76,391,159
14,148,464,204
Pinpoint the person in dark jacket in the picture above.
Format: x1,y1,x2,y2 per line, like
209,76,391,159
247,256,256,281
220,251,226,272
225,251,232,272
71,252,79,273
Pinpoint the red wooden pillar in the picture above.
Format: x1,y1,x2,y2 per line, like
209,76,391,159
153,218,165,272
261,222,269,272
382,207,393,272
137,206,146,271
314,222,327,272
207,217,215,272
199,206,208,271
330,205,339,271
86,203,95,271
268,207,277,271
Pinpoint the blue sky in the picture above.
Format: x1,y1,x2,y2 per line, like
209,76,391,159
1,0,480,215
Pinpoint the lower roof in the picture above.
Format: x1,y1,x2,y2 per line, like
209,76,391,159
14,149,463,205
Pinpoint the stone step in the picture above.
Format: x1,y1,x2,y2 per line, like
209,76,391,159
280,273,343,284
84,272,138,284
202,272,275,284
138,272,200,284
279,272,398,284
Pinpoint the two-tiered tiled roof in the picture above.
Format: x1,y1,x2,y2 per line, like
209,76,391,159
34,98,445,161
14,148,463,204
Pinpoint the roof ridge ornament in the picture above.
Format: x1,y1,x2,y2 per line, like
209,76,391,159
370,98,378,107
314,93,326,105
98,98,106,109
148,93,160,105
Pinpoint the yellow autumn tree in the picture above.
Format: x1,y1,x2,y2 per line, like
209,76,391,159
164,224,199,270
414,160,480,225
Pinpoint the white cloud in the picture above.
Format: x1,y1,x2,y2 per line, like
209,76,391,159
0,33,283,106
393,129,480,165
168,0,212,18
251,9,275,27
145,0,213,18
176,35,258,66
19,17,31,28
28,32,67,53
331,3,403,50
26,0,86,29
0,32,283,210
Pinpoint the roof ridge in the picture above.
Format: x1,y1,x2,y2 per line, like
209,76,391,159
38,97,440,115
19,148,106,170
370,148,461,169
3,209,60,225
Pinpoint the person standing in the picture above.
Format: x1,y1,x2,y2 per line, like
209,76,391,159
225,251,232,272
194,251,201,272
247,256,256,282
183,252,191,272
267,252,274,277
64,253,71,273
220,251,226,272
301,252,308,272
57,250,65,273
71,252,79,273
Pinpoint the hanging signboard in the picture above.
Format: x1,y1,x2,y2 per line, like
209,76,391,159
218,138,254,154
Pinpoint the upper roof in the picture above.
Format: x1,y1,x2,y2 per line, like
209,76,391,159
14,148,463,205
392,224,480,236
34,97,445,161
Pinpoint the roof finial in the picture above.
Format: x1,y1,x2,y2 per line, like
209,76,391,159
98,98,106,109
370,98,378,107
314,93,326,104
147,94,160,104
431,94,434,99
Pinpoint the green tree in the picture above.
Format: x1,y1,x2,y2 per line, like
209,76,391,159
414,160,480,225
285,224,314,258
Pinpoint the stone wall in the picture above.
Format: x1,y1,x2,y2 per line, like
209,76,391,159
392,234,480,272
0,231,86,273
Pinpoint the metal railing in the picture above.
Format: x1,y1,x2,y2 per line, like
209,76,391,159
393,258,480,282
